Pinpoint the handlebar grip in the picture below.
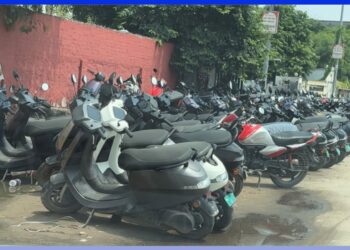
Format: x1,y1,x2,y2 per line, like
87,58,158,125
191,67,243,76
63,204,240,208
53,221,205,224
125,128,133,138
164,118,173,127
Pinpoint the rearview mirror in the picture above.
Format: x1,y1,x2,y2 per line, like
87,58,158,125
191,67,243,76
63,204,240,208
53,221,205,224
151,76,157,86
71,74,77,85
117,76,123,85
109,72,116,85
229,81,233,90
159,79,167,88
82,75,88,85
12,70,20,81
41,83,49,92
9,85,15,94
131,74,137,84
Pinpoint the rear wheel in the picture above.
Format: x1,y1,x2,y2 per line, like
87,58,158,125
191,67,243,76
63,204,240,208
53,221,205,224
269,152,308,188
180,206,215,240
323,153,339,168
41,181,82,214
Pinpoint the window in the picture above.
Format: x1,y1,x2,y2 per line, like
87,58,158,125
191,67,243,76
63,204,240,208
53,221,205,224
309,85,324,92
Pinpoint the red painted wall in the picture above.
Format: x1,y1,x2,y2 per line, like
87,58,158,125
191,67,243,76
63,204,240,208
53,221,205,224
0,13,176,107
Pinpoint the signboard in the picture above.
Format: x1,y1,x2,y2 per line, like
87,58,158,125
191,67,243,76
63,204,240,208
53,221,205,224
262,11,280,34
332,44,344,59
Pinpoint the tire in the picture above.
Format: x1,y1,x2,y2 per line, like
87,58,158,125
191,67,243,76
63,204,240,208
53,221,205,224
232,175,244,197
270,170,307,188
180,206,215,240
323,154,339,168
35,162,60,186
213,190,234,232
308,152,325,171
41,181,82,214
269,152,308,188
336,150,346,163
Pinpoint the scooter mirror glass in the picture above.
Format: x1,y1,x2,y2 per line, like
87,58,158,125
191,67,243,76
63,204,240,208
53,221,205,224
9,85,15,94
71,74,77,84
117,76,123,85
151,76,158,86
159,79,166,88
41,83,49,91
82,75,88,85
259,107,265,115
113,107,127,120
131,74,137,84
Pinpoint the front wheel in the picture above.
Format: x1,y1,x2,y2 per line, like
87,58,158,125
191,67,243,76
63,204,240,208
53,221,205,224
41,182,82,214
213,186,234,232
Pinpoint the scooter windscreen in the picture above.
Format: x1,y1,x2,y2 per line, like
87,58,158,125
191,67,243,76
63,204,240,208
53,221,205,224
71,102,103,132
85,80,103,96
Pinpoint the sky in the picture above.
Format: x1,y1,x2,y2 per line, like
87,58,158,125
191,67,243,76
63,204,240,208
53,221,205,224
295,5,350,22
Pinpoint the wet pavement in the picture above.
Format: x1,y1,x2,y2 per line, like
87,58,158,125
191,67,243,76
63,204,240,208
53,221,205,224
1,158,350,245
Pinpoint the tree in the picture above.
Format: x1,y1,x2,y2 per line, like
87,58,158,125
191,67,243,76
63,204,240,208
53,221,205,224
267,5,317,79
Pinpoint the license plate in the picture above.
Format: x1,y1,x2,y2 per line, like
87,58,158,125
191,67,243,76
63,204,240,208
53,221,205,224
336,148,341,156
325,150,330,158
345,144,350,153
224,193,236,207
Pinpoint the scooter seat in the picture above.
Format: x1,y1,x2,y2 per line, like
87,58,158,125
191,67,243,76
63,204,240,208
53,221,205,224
121,129,169,149
25,116,71,137
161,113,184,122
119,142,208,171
160,119,202,131
271,131,313,146
171,129,232,147
174,123,217,133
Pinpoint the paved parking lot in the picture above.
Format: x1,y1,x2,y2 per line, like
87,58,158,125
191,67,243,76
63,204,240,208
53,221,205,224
1,158,350,246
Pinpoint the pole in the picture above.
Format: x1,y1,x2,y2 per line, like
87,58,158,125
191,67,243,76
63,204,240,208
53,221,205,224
332,5,344,98
263,5,274,91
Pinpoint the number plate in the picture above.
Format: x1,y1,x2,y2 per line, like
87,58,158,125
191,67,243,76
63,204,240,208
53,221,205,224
325,150,330,158
224,193,236,207
345,144,350,153
336,148,341,156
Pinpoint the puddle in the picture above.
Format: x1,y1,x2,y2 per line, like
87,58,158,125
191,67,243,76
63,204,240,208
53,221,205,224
209,213,308,245
278,191,323,210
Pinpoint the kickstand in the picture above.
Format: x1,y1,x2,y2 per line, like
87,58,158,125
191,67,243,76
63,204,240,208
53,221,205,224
253,171,262,190
1,169,8,182
30,171,34,185
81,209,95,228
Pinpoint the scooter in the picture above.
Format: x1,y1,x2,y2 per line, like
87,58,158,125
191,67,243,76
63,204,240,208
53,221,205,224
41,88,219,239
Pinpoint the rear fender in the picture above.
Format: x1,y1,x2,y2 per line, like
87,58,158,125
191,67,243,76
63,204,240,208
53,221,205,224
49,172,65,188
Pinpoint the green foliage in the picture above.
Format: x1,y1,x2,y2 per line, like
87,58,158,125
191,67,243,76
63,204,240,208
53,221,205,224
311,23,350,83
268,5,317,79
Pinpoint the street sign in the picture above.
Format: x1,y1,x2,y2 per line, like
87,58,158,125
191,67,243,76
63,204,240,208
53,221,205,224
332,44,344,59
262,11,280,34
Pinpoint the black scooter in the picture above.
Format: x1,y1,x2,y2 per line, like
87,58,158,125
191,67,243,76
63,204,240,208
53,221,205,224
41,92,219,239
